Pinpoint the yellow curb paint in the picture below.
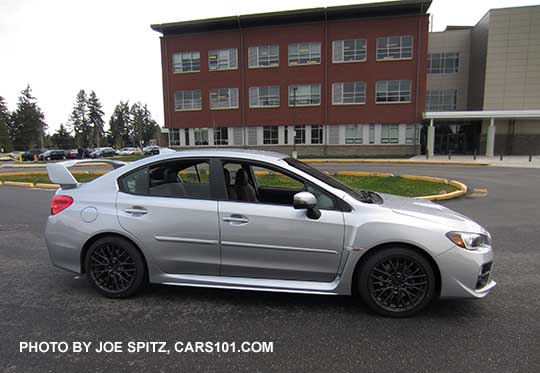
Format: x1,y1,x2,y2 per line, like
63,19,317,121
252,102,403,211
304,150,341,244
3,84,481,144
400,174,449,184
34,183,60,189
335,171,394,177
2,181,35,188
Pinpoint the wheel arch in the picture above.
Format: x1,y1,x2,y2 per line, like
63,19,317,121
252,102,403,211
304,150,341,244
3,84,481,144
351,241,442,297
80,232,149,281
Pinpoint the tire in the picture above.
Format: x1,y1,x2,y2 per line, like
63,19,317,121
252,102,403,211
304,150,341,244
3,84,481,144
84,236,146,298
357,246,436,317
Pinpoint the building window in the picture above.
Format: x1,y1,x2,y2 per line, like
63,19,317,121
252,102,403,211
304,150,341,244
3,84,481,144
172,51,200,73
428,52,459,74
381,124,399,144
170,129,181,146
174,90,202,111
249,45,279,68
263,126,279,144
208,48,238,71
406,124,418,144
345,125,362,144
333,39,367,63
214,127,229,145
376,36,413,60
249,86,280,108
294,125,305,144
376,80,411,103
426,90,457,111
289,84,321,106
185,128,190,146
193,128,208,145
288,42,321,65
332,82,366,105
311,125,324,144
284,126,288,145
369,124,375,144
210,88,239,109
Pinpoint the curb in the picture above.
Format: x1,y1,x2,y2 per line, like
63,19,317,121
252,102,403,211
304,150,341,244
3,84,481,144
0,170,468,200
303,159,489,166
3,162,111,169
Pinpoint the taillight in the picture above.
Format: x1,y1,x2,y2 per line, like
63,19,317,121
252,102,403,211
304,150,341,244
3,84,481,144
51,195,73,215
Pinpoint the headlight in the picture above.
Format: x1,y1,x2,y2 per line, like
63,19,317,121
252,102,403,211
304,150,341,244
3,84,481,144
446,231,491,250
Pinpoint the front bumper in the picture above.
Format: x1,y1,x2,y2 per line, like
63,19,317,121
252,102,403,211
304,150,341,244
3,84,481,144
436,245,496,299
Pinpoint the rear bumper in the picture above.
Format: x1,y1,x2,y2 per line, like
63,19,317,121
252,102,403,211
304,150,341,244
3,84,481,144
45,215,84,274
436,245,496,299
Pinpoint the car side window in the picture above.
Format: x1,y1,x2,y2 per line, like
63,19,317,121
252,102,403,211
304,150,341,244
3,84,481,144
118,159,212,200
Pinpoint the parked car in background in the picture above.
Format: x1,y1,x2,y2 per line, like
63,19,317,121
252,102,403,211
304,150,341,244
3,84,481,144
38,150,67,161
117,147,142,156
90,147,117,158
143,145,160,155
65,149,79,159
21,149,45,161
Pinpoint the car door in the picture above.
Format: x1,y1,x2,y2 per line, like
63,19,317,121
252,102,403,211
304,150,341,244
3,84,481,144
218,160,345,282
116,158,220,275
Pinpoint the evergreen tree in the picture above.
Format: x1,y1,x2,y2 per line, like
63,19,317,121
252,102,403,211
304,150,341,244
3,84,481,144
9,85,47,150
87,91,105,147
68,90,92,148
50,123,75,149
0,96,13,152
109,101,130,148
130,102,157,148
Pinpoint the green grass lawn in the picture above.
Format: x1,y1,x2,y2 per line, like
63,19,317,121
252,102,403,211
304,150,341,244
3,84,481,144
0,172,457,197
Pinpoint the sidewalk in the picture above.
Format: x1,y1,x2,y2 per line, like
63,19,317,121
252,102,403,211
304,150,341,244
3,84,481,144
409,155,540,168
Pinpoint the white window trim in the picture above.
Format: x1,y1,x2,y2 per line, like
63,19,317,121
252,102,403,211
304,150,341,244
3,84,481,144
427,52,459,74
376,35,414,62
375,80,412,105
332,39,368,64
209,88,239,110
249,86,280,109
174,90,202,112
208,48,238,71
172,51,201,74
288,42,322,67
332,82,366,106
248,45,280,69
288,84,321,107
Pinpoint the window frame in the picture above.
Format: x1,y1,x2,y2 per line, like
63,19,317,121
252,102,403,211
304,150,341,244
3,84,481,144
332,82,366,105
209,88,239,110
172,51,201,73
381,124,400,144
117,157,221,201
288,84,321,107
263,126,279,145
332,39,367,63
375,80,412,104
310,125,324,145
249,86,280,108
248,45,279,68
426,89,457,111
293,125,306,144
174,89,202,111
193,128,209,146
345,125,363,144
428,52,459,74
288,42,321,66
208,48,238,71
376,35,413,61
214,127,229,146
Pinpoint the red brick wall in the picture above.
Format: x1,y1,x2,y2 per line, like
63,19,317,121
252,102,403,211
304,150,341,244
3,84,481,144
159,14,429,129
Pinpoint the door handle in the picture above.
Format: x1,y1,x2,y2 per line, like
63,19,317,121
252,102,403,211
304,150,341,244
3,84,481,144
222,215,249,224
124,207,148,215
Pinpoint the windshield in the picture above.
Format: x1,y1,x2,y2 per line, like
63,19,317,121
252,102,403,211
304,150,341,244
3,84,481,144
284,157,383,204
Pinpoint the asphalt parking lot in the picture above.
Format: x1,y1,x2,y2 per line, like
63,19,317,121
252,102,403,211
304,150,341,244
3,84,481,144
1,163,539,372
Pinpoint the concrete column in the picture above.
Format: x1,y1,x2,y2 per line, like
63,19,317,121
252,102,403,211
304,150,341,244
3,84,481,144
427,119,435,158
486,118,496,157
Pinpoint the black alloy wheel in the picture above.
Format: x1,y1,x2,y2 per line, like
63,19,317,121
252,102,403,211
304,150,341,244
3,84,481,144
358,247,436,317
85,237,146,298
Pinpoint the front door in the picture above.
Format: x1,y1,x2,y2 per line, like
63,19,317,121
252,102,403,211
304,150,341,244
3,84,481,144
218,160,345,282
116,158,220,275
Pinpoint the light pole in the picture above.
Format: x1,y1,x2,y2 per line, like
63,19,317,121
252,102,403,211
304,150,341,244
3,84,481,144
292,87,298,159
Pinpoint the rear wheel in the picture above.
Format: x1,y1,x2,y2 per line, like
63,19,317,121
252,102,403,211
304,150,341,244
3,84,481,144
85,237,146,298
357,247,436,317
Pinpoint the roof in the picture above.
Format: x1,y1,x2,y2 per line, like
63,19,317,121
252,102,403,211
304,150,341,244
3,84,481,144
425,110,540,120
151,0,432,35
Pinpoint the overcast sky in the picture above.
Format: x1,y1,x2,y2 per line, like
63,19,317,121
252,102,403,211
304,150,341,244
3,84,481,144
1,0,539,133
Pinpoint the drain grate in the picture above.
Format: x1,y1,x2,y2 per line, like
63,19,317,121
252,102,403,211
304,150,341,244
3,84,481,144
0,224,30,231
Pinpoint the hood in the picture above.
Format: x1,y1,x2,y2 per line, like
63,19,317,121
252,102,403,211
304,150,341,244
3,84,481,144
379,193,487,234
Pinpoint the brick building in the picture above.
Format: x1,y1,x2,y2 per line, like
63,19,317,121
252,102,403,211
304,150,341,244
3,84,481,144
151,0,431,156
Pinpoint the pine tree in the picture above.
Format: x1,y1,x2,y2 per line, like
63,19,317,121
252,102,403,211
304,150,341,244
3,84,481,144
109,101,130,148
0,96,13,152
50,123,75,149
68,90,92,148
87,91,105,148
130,102,157,148
9,85,47,150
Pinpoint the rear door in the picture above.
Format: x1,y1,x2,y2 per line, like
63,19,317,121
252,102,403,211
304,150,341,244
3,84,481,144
116,158,221,275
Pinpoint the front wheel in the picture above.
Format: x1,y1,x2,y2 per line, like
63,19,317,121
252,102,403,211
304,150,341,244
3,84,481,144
85,236,146,298
357,247,436,317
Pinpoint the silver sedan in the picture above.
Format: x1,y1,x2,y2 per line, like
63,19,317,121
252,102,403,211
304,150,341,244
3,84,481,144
45,150,495,317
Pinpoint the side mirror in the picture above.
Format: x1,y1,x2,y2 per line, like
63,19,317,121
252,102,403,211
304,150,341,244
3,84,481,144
293,192,321,220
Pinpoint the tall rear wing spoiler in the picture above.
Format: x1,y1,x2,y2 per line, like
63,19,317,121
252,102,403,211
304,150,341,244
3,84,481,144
46,159,127,188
